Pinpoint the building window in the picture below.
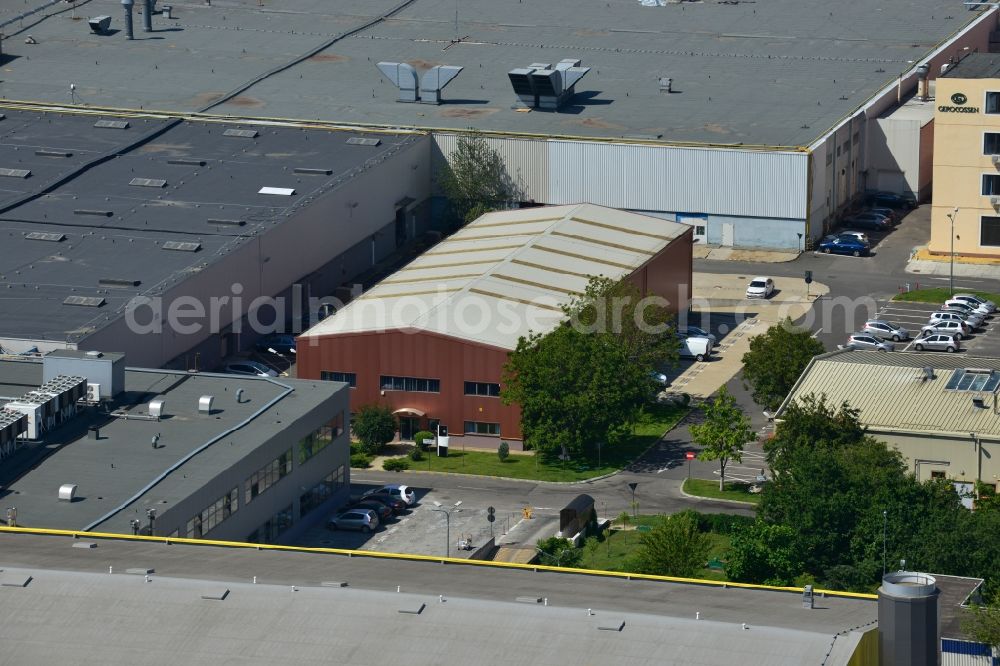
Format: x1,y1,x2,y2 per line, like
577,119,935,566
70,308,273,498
930,470,946,480
852,131,859,145
987,92,1000,114
694,225,706,236
299,465,346,518
982,217,1000,247
464,421,500,436
983,174,1000,196
985,133,1000,155
825,152,832,166
246,504,294,544
299,412,345,464
245,448,293,504
464,381,501,397
187,487,238,539
380,375,440,393
320,371,356,388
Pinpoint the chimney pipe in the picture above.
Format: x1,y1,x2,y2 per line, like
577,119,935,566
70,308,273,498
122,0,134,40
143,0,153,32
916,64,930,102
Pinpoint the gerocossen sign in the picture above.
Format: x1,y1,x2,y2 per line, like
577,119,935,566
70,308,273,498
939,92,979,113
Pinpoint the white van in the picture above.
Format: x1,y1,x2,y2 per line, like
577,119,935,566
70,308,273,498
679,336,712,362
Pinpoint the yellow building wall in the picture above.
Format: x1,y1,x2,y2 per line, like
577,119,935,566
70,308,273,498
931,76,1000,257
847,628,879,666
876,431,1000,485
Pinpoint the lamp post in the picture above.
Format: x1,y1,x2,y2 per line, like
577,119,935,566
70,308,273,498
882,510,887,577
946,207,959,296
431,500,462,557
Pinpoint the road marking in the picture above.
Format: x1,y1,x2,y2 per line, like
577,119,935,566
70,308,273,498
458,485,495,491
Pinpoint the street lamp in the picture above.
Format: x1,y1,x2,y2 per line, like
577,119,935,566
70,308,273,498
431,500,462,557
882,510,887,577
946,207,959,296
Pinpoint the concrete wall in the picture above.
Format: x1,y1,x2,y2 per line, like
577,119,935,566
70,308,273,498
875,430,1000,485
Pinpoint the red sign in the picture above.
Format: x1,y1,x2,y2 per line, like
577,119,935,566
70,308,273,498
685,452,696,460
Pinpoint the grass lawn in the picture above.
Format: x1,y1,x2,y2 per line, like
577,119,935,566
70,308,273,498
893,287,1000,305
394,403,688,482
579,519,731,581
682,478,761,505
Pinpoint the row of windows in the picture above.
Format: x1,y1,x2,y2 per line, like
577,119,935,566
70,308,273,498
298,413,345,464
380,375,440,393
246,504,294,544
464,381,501,397
320,371,357,388
186,487,239,539
299,466,346,519
464,421,500,436
982,217,1000,247
245,449,293,505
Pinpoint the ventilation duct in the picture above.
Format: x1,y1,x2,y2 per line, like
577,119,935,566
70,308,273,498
376,62,463,104
508,58,591,110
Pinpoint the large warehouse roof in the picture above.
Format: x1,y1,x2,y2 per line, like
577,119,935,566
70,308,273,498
0,532,876,666
301,204,689,350
778,349,1000,437
0,108,416,345
0,0,988,145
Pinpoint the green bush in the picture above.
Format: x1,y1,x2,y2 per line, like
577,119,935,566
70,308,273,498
695,512,755,536
350,452,371,469
383,458,410,472
414,430,435,451
409,446,424,461
498,441,510,462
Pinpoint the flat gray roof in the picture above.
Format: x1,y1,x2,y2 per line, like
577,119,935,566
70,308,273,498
0,0,985,146
0,358,343,534
0,108,417,343
0,532,876,666
941,51,1000,79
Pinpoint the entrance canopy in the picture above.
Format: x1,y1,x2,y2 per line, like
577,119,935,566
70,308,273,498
392,408,426,417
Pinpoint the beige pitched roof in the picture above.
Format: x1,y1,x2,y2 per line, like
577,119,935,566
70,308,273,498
302,204,689,350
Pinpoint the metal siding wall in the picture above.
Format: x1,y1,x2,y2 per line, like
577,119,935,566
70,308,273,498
547,141,807,219
432,134,548,201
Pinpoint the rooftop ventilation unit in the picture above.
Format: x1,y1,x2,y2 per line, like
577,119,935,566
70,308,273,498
35,149,72,158
148,398,165,419
98,278,140,288
0,409,28,461
58,484,78,502
0,168,31,178
376,62,464,104
74,209,113,217
259,187,295,196
88,15,112,34
167,159,207,166
207,218,245,227
223,129,258,139
25,232,66,242
94,120,129,130
199,395,214,415
63,295,106,307
162,241,201,252
294,167,333,176
346,137,381,147
508,58,591,110
129,178,167,188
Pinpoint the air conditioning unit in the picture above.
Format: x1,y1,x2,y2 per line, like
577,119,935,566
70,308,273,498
85,383,100,403
991,195,1000,208
992,154,1000,166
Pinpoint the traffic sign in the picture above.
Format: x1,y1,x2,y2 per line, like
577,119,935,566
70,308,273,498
487,514,495,523
685,451,696,460
487,506,495,516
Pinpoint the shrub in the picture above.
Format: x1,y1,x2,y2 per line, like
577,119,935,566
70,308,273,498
350,452,371,469
498,441,510,462
695,512,755,536
409,446,424,461
414,430,435,451
383,458,410,472
353,404,397,455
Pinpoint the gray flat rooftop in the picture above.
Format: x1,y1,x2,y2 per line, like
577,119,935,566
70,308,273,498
0,108,417,343
0,532,876,666
0,0,985,146
0,358,342,534
941,51,1000,79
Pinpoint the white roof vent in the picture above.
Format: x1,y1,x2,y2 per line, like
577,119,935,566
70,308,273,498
58,484,77,501
258,187,296,196
148,398,165,419
199,395,214,414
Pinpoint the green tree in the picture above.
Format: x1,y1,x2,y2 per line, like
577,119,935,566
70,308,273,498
497,441,510,462
690,387,754,491
352,403,397,455
437,133,522,225
963,604,1000,650
627,511,711,577
725,521,804,586
502,276,678,461
536,536,582,568
741,318,824,411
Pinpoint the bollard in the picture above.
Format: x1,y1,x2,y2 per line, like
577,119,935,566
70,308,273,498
109,565,113,574
253,576,257,584
696,612,700,620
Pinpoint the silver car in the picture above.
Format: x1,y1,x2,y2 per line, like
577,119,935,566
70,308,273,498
678,325,717,345
862,320,909,341
920,320,967,340
929,311,982,331
846,333,894,352
328,508,380,533
912,334,959,353
944,299,991,318
952,293,996,313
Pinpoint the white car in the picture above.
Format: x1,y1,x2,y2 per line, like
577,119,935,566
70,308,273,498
845,333,893,352
951,293,996,313
944,298,991,317
929,311,982,331
223,361,278,377
363,484,416,506
746,277,775,299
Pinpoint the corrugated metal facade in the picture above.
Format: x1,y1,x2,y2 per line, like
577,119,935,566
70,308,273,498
432,134,549,203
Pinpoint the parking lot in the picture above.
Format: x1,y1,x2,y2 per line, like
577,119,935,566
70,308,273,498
871,300,1000,356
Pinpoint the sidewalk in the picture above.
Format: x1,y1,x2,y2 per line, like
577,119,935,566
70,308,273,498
907,247,1000,280
692,245,800,263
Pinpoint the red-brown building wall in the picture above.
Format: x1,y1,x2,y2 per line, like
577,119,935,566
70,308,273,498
297,228,693,442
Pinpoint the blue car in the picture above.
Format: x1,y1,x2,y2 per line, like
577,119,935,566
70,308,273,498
818,236,870,257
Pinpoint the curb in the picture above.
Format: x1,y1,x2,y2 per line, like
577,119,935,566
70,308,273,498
678,480,758,506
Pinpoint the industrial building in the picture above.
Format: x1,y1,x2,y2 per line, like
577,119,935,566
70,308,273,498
0,108,430,369
0,0,996,250
0,350,350,543
778,349,1000,487
297,204,693,444
929,52,1000,258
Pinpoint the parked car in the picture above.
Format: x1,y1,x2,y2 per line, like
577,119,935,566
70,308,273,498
942,302,986,326
363,484,416,506
930,310,982,331
349,500,393,523
944,298,992,318
359,494,407,515
678,336,713,362
328,508,379,533
818,235,871,257
842,213,892,231
868,207,900,224
223,361,278,377
255,334,297,355
678,325,717,345
836,231,870,243
951,293,996,313
862,320,910,342
845,333,894,352
920,320,968,340
865,191,916,209
746,277,775,299
912,334,960,353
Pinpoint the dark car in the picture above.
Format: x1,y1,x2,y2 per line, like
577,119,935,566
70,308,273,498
842,213,892,231
349,500,393,523
865,191,916,209
255,334,296,355
817,236,870,257
359,493,407,515
868,207,900,224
